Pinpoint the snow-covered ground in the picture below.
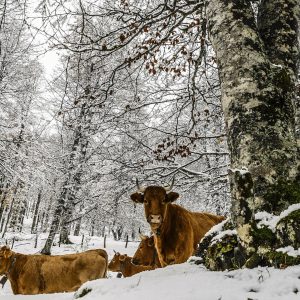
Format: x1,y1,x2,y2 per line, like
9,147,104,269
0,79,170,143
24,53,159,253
1,232,299,300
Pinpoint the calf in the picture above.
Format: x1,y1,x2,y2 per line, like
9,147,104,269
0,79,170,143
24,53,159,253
0,246,107,294
108,253,154,277
132,235,161,267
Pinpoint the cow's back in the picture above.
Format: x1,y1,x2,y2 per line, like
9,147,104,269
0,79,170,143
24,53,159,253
190,212,225,249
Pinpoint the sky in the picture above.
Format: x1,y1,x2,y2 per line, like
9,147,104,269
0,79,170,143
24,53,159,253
39,51,60,77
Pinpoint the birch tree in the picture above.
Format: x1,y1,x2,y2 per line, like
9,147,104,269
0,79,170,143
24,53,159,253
199,0,300,269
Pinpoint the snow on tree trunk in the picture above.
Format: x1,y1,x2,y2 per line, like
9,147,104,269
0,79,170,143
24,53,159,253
0,182,10,223
59,199,75,244
199,0,300,269
74,204,84,236
41,196,64,255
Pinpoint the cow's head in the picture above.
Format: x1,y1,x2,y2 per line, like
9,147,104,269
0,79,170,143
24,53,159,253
0,246,13,275
108,252,129,272
130,178,179,232
132,235,156,266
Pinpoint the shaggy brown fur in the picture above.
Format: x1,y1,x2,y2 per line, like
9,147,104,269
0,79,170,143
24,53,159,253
131,186,225,267
108,253,154,277
0,246,107,295
132,235,161,267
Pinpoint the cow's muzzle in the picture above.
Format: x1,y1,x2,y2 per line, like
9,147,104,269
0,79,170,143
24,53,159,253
147,214,162,226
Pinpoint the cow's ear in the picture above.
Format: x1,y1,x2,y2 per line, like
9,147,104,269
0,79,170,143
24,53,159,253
165,192,179,203
130,193,144,203
139,234,147,240
2,246,12,259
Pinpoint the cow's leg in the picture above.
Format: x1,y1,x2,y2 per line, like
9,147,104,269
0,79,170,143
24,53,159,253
18,273,41,295
175,233,194,263
157,253,168,267
166,254,176,265
153,236,168,267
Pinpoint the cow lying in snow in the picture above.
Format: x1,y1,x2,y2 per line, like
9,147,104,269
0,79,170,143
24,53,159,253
131,180,225,267
108,252,154,277
0,246,107,294
132,235,161,268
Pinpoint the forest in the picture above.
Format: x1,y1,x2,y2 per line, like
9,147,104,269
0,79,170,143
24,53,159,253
0,0,299,298
0,0,231,252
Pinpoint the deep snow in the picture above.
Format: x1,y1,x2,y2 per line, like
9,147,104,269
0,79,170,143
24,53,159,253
0,230,299,300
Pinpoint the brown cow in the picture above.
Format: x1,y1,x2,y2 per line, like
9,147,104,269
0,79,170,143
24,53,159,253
108,253,154,277
131,180,225,267
132,235,161,267
0,246,107,295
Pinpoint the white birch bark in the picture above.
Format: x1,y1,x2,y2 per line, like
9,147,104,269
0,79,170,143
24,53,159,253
205,0,299,260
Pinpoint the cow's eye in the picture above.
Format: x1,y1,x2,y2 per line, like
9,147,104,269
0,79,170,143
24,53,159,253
144,199,149,205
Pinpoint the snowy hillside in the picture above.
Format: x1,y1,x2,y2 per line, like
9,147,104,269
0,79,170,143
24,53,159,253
1,233,299,300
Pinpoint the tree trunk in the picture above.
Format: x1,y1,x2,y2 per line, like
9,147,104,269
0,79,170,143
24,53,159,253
43,200,53,233
0,207,8,233
39,211,45,232
199,0,300,270
41,196,64,255
90,220,95,236
0,182,9,223
31,190,42,234
58,100,91,244
0,196,6,225
74,217,82,236
18,205,26,232
44,180,75,250
59,213,72,245
1,197,15,238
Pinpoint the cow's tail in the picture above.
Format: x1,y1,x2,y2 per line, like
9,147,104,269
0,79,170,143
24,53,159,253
104,251,108,278
98,249,108,278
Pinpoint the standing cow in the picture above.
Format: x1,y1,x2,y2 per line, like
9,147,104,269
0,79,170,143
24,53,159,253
131,180,225,267
0,246,107,294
